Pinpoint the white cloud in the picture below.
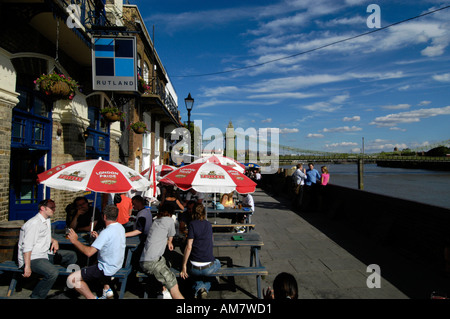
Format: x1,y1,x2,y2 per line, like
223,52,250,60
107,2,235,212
343,116,360,122
280,128,299,134
389,127,407,132
307,133,324,138
322,126,362,133
380,104,411,110
370,106,450,127
203,86,240,97
418,101,432,106
261,118,272,123
326,141,358,148
302,101,341,112
432,73,450,82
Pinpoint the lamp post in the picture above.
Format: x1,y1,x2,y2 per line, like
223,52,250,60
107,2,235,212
184,93,194,157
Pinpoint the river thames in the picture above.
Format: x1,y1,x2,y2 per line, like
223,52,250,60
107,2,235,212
282,163,450,210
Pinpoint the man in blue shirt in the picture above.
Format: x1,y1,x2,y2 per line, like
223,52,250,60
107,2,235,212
304,163,321,212
305,163,321,186
67,205,126,299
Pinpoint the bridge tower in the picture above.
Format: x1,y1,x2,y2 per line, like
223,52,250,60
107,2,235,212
225,120,235,158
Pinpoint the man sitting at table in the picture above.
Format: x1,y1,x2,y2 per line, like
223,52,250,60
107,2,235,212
67,204,126,299
65,196,104,232
18,199,78,299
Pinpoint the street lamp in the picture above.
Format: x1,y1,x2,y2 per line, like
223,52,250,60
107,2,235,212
184,93,194,156
185,93,194,126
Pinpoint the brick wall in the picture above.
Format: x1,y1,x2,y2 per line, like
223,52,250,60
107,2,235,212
0,100,13,222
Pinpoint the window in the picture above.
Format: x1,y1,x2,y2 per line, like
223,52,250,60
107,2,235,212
137,53,142,74
143,61,150,83
86,94,111,160
11,88,52,149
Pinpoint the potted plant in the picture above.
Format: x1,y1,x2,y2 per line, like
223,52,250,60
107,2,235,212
137,73,151,93
34,72,79,100
100,107,125,122
130,121,147,134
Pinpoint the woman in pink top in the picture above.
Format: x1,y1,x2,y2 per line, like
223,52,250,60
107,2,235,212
320,166,330,186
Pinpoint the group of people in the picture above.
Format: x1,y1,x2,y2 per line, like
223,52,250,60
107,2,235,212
17,183,251,299
291,163,330,212
17,198,134,300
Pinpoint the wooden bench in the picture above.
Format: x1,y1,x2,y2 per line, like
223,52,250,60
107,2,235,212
211,223,255,228
136,265,268,299
0,260,131,299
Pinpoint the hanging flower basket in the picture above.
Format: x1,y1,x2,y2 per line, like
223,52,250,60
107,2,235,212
137,73,151,94
34,72,79,100
130,121,147,134
100,107,125,122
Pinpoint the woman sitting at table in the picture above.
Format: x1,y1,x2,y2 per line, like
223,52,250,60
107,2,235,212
180,203,221,299
220,192,235,208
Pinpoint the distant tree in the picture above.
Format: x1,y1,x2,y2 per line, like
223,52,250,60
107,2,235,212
401,148,415,156
425,146,450,157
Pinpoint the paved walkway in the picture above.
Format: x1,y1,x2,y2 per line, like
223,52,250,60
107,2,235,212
2,187,450,299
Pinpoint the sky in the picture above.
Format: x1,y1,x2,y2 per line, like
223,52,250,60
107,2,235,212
131,0,450,154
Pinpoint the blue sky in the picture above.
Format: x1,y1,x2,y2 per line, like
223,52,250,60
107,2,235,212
132,0,450,154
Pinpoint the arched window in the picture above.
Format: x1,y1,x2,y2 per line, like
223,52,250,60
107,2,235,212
137,53,142,75
143,61,150,84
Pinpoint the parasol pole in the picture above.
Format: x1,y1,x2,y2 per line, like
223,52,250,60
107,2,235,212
90,192,97,233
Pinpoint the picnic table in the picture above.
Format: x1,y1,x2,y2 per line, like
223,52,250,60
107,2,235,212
206,206,254,223
138,231,267,298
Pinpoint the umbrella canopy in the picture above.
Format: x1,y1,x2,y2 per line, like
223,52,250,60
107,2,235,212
37,158,150,193
141,164,176,177
142,160,157,198
193,155,245,173
245,163,261,169
159,162,256,194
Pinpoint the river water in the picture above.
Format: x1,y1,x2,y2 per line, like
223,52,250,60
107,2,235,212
281,163,450,210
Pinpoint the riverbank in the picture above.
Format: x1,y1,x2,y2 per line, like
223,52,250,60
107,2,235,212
376,159,450,171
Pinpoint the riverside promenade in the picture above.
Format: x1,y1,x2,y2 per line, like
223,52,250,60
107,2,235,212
2,187,449,299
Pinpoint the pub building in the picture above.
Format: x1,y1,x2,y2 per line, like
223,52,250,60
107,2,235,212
0,0,183,222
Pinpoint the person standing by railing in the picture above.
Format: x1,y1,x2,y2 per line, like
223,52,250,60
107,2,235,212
291,163,307,212
304,163,321,212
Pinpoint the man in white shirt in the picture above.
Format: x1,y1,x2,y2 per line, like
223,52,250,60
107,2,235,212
67,204,126,299
291,163,306,211
18,199,77,299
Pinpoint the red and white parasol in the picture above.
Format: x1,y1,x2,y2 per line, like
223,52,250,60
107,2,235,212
159,162,256,194
37,158,150,232
141,164,176,177
37,158,150,193
192,155,245,173
142,159,157,198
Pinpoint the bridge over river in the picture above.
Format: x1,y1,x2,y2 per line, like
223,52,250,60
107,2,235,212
274,155,450,170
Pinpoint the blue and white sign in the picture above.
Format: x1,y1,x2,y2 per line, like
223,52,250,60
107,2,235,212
92,36,137,91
